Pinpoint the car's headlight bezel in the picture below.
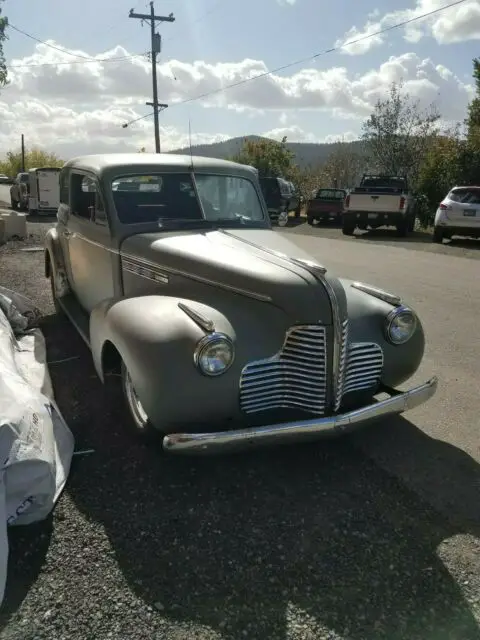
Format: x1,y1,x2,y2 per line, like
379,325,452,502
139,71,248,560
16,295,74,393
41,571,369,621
194,332,235,376
385,305,417,345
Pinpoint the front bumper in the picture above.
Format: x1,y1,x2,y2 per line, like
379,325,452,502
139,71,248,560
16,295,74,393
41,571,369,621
163,376,438,455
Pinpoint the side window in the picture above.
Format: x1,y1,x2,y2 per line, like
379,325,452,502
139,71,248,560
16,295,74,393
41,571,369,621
60,171,69,204
71,173,107,225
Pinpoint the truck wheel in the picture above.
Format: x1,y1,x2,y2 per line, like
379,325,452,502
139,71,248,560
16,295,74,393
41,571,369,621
342,220,356,236
120,362,157,440
307,216,315,226
396,219,408,237
10,198,17,210
432,226,444,244
407,216,415,233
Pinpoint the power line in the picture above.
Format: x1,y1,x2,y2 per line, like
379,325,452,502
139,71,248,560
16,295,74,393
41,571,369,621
122,0,469,127
6,23,147,68
7,24,95,60
7,53,148,69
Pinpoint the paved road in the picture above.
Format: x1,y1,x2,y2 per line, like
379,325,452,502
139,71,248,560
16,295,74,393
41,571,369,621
0,220,479,639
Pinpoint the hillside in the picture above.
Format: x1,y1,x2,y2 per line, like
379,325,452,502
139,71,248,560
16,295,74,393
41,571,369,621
171,135,364,169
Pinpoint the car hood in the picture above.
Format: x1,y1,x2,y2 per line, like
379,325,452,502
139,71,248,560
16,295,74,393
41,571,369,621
120,228,347,324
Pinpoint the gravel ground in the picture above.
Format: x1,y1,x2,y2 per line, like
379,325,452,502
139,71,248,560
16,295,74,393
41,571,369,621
0,223,479,639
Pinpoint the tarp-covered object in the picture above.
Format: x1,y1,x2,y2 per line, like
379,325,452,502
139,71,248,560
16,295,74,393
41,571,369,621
0,286,74,606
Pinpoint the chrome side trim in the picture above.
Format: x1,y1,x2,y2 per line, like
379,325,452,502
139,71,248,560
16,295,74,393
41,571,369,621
178,302,215,333
123,258,169,284
162,377,438,454
351,282,402,307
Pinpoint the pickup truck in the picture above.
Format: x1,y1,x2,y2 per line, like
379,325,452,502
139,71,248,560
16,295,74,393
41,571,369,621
10,172,30,210
343,175,415,237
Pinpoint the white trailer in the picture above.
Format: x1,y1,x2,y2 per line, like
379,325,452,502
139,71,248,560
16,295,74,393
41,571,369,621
28,167,61,215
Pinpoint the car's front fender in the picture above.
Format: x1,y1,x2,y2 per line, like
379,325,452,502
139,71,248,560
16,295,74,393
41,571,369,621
89,295,290,431
341,278,425,388
44,226,70,297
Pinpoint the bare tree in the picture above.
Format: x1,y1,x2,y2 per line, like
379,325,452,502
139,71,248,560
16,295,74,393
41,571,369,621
362,82,440,186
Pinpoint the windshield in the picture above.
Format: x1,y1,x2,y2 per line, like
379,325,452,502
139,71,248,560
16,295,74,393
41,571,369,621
111,173,267,227
315,189,345,200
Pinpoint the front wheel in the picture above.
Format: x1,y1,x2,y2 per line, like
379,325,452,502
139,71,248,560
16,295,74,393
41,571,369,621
396,218,408,237
121,362,157,440
342,219,356,236
49,273,66,316
432,226,444,244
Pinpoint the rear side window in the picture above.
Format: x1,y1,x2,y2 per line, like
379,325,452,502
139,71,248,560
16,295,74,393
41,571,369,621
449,188,480,205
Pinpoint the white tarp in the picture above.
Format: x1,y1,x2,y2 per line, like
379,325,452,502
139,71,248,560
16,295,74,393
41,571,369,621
0,286,74,606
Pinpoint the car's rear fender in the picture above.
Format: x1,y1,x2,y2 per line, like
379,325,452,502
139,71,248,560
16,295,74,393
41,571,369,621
89,295,291,430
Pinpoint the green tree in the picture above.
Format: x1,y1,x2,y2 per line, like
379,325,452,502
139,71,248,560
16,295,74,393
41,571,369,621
0,0,7,89
322,142,364,189
0,148,64,176
362,82,440,186
232,136,294,178
466,57,480,146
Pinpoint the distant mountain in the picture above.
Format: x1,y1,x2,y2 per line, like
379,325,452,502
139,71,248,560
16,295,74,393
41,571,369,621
170,135,364,169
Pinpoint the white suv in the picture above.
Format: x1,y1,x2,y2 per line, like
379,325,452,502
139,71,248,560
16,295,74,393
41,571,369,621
433,186,480,243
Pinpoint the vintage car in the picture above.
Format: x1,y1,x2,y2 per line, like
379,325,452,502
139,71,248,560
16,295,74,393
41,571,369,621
44,154,437,454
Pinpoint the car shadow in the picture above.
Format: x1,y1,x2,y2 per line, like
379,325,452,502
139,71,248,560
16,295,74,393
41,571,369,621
24,312,480,639
26,214,57,223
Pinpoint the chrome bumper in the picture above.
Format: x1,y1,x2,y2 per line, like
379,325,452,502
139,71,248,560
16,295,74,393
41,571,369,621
162,377,437,455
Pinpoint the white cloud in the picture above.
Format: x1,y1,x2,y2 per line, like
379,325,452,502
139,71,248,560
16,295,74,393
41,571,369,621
0,40,474,158
336,0,480,55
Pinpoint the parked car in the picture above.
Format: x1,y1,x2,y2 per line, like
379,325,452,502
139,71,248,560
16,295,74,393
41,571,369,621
10,172,30,210
259,176,301,226
307,188,346,224
0,173,11,185
343,175,415,237
44,154,437,455
433,185,480,243
27,167,61,215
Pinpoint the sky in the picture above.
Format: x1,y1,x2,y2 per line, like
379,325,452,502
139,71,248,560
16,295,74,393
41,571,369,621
0,0,479,159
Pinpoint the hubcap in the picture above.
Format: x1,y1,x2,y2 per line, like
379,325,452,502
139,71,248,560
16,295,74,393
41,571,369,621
124,370,149,429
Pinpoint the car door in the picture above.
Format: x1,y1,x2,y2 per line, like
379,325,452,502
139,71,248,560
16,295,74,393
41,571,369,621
65,171,116,313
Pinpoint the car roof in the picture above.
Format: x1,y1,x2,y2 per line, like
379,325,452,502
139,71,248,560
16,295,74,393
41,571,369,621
62,153,257,178
450,185,480,190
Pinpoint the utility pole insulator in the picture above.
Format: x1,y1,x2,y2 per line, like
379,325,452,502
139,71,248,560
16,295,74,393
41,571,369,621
129,3,175,153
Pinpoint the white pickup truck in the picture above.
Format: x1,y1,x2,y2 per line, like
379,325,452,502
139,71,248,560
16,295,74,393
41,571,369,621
342,175,415,237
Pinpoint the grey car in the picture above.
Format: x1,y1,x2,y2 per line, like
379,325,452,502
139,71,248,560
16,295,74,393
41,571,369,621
44,154,437,455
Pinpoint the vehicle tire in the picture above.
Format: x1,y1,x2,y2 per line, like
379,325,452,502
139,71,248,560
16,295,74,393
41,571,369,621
120,361,158,440
49,273,66,317
342,219,355,236
396,218,408,237
432,226,444,244
307,216,315,226
407,215,415,233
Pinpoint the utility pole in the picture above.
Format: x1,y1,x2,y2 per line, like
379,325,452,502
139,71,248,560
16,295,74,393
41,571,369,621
21,134,25,172
129,2,175,153
146,102,168,152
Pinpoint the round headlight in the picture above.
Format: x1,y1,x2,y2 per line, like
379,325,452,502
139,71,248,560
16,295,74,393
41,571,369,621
385,306,417,345
194,333,235,376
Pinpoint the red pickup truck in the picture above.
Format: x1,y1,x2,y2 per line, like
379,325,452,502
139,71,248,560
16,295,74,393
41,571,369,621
306,188,346,225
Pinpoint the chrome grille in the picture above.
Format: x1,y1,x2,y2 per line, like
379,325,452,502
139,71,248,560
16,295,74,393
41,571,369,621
239,325,327,415
343,343,384,394
334,319,349,411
